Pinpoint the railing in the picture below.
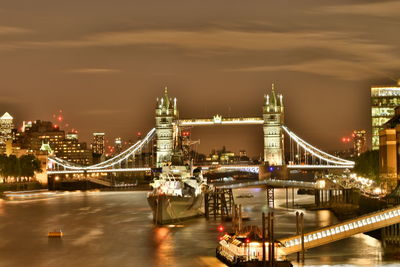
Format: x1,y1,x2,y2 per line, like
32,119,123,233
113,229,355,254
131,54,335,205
279,205,400,255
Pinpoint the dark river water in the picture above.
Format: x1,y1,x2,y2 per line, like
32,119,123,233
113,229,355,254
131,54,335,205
0,188,399,267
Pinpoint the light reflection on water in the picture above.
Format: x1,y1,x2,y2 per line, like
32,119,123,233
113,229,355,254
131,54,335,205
0,188,399,266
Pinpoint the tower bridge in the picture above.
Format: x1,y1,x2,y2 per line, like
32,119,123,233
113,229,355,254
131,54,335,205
47,85,355,177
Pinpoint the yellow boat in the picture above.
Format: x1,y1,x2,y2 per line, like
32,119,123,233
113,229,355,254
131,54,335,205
48,230,63,237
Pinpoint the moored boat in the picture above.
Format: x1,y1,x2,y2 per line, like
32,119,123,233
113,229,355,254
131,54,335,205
147,165,207,224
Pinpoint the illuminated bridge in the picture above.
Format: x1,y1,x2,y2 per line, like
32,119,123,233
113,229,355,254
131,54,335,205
47,85,354,181
278,205,400,256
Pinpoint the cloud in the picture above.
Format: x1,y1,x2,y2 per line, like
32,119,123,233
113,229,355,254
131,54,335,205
319,1,400,17
66,68,121,74
229,59,388,81
0,95,26,104
0,26,32,35
5,28,400,80
20,29,395,60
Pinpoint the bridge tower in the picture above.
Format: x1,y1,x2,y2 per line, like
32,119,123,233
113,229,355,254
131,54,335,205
155,87,178,167
263,83,284,165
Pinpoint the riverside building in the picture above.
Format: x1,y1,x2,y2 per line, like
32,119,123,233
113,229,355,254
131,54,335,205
371,80,400,150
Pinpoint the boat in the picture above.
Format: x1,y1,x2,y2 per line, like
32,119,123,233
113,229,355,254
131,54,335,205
3,189,57,200
216,227,292,267
48,230,63,238
236,193,254,199
147,165,207,225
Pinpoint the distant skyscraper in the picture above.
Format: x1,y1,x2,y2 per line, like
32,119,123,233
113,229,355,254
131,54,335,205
0,112,14,145
352,130,367,157
92,133,105,155
371,80,400,150
115,137,122,154
14,120,92,165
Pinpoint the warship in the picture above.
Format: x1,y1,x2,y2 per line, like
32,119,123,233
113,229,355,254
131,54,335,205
147,165,207,224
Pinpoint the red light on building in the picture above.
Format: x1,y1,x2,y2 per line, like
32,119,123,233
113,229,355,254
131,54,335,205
245,238,250,243
182,131,190,137
219,236,224,241
137,132,142,136
342,137,351,143
218,225,224,232
57,116,63,122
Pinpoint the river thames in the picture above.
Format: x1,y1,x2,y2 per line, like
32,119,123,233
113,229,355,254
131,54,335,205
0,188,399,267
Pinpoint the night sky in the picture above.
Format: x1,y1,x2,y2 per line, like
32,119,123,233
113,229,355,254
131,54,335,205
1,0,399,157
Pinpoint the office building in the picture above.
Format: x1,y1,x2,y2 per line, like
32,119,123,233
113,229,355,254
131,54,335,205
92,132,105,155
353,130,367,157
0,112,14,145
371,80,400,150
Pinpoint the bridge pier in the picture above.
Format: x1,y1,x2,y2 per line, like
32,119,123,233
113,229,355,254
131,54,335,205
266,187,274,208
382,223,400,247
204,188,234,220
315,188,360,208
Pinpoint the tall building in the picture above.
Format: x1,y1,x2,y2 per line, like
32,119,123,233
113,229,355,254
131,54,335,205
92,133,105,155
379,107,400,192
115,137,122,154
0,112,14,145
371,80,400,150
155,87,178,167
263,84,284,165
15,120,92,165
353,130,367,157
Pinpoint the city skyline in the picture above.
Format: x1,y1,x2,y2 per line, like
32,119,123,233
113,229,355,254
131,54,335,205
1,1,400,156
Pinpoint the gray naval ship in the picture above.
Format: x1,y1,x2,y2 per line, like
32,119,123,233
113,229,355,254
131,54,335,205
147,165,207,225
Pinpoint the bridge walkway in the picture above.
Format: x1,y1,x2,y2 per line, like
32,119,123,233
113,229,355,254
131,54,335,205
214,179,316,190
279,205,400,255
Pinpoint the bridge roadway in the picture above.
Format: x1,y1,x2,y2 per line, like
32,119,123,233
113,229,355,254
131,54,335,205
201,164,354,172
47,167,151,175
278,205,400,256
214,179,316,190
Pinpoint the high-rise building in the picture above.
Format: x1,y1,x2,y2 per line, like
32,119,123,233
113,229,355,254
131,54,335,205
353,130,367,157
263,84,284,165
14,120,92,165
379,107,400,192
115,137,122,154
371,80,400,150
0,112,14,145
92,132,105,155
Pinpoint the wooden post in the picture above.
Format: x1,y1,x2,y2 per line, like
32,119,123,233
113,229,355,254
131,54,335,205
271,212,275,265
292,187,295,207
262,212,266,267
296,211,300,262
285,187,289,209
267,212,272,267
204,192,209,220
300,212,305,263
238,204,242,232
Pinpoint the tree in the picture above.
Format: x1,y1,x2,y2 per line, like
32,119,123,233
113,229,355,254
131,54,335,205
0,154,42,183
20,155,42,181
353,150,379,181
0,154,7,182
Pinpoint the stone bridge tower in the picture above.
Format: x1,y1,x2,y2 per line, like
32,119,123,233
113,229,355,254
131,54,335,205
263,84,284,166
155,87,178,167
